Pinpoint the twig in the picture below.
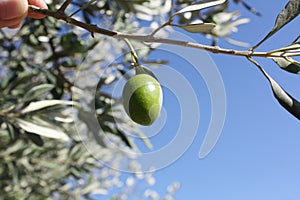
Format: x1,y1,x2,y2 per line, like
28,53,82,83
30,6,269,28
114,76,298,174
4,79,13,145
247,56,262,70
29,6,117,37
116,33,276,58
292,34,300,43
28,6,300,58
69,0,96,17
58,0,72,13
151,20,172,36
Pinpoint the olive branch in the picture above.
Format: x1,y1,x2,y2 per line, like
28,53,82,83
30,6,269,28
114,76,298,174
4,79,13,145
28,5,299,58
28,0,300,121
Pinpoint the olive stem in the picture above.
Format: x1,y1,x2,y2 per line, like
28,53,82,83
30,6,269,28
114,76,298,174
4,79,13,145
123,38,140,66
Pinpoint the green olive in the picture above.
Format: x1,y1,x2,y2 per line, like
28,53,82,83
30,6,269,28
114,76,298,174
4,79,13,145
122,74,163,126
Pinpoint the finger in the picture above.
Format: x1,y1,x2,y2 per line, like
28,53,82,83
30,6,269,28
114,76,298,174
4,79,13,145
0,16,26,29
28,0,48,19
8,21,23,29
0,0,28,26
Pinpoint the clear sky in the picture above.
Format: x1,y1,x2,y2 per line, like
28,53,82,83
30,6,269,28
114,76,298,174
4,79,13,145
135,1,300,200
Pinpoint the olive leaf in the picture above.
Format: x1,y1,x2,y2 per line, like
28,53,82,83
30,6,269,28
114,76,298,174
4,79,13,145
23,84,55,102
0,71,17,89
21,100,78,114
26,132,44,146
133,128,153,149
272,57,300,74
78,109,106,147
6,73,36,94
258,66,300,120
171,23,215,33
252,0,300,49
269,42,300,57
172,0,227,17
97,119,132,148
116,128,132,148
273,0,300,32
15,118,70,141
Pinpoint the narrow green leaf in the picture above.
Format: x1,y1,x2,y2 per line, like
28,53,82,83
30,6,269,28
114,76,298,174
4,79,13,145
16,118,70,141
0,140,24,156
258,67,300,120
273,0,300,32
172,0,227,17
23,84,54,101
252,0,300,49
26,132,44,146
78,110,106,147
269,42,300,56
172,23,215,33
1,71,17,89
134,129,153,149
272,57,300,74
21,100,78,114
7,73,36,93
116,128,132,148
68,143,83,161
91,189,108,195
81,182,101,195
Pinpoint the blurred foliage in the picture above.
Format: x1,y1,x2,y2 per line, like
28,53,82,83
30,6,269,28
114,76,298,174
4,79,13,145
0,0,262,199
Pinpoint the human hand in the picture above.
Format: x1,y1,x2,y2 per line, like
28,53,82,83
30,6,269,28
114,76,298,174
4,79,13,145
0,0,48,29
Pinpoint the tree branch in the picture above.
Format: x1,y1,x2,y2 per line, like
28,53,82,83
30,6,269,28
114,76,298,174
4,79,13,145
28,6,300,58
29,6,117,37
58,0,72,13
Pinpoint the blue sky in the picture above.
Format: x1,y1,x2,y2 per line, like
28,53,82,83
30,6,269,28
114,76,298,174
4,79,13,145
138,1,300,199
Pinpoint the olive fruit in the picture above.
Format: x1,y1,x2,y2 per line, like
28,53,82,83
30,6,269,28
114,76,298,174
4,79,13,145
122,74,163,126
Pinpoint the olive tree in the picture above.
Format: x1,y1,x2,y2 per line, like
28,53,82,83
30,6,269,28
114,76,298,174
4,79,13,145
0,0,299,199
